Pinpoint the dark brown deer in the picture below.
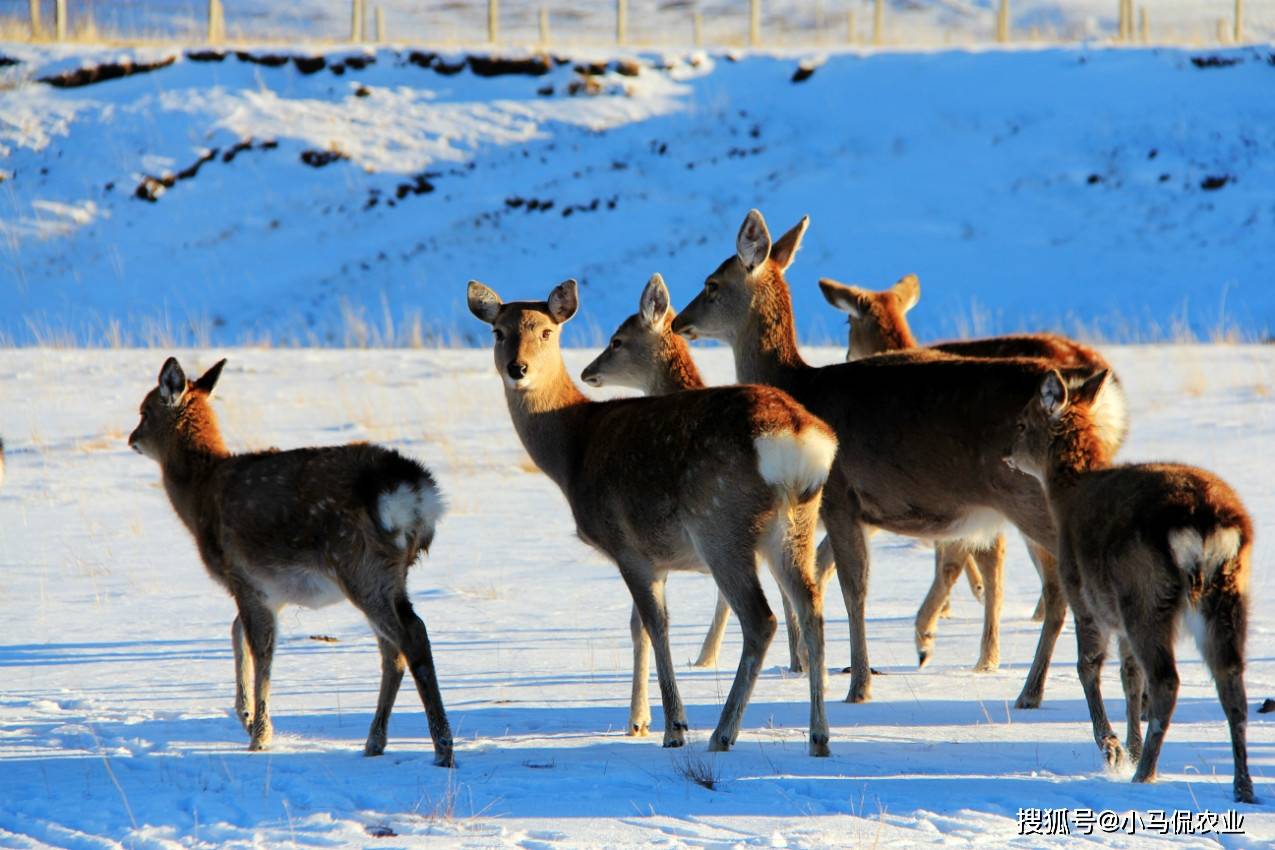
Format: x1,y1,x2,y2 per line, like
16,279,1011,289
581,272,824,673
468,279,836,754
128,358,454,766
673,209,1091,708
1007,368,1255,803
818,274,1129,669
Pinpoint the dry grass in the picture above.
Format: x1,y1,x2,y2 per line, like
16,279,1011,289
673,752,722,791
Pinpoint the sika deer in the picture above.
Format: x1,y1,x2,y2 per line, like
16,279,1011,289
1007,369,1255,803
818,274,1129,669
129,358,454,766
468,279,836,754
674,209,1090,708
581,272,830,673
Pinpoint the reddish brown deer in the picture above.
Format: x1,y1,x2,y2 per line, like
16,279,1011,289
129,358,454,766
673,209,1086,708
581,272,825,673
818,274,1129,669
468,279,836,754
1007,369,1255,803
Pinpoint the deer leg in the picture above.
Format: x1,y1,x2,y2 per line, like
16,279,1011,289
232,615,254,734
629,601,652,735
964,551,985,603
1118,637,1144,763
621,563,687,748
1126,632,1178,785
1199,587,1255,803
691,592,730,669
780,592,806,674
235,594,277,751
1025,536,1049,621
915,543,967,668
974,535,1006,672
764,499,829,756
1014,545,1067,709
822,484,872,703
695,538,774,753
364,636,406,757
351,586,453,766
1074,612,1122,766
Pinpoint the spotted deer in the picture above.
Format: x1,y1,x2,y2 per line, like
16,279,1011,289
581,272,826,673
674,209,1097,708
468,279,836,754
129,358,454,766
1007,369,1255,803
818,274,1129,669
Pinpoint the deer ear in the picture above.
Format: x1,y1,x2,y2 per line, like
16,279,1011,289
770,215,809,272
893,274,921,313
158,357,187,405
639,273,670,328
818,279,871,320
1039,370,1068,419
1073,369,1110,406
547,279,579,324
467,281,503,324
192,359,226,396
736,209,772,272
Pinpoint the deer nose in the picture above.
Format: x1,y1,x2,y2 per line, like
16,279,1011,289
507,360,528,380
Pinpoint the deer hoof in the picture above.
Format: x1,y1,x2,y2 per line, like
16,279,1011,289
809,734,830,757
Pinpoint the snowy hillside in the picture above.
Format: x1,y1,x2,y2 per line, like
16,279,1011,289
2,44,1274,346
1,345,1273,848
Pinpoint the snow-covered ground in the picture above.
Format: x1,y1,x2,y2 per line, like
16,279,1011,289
1,344,1273,848
2,45,1274,346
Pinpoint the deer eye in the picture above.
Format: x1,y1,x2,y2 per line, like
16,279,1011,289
610,338,622,350
541,328,552,341
705,281,718,295
493,328,505,342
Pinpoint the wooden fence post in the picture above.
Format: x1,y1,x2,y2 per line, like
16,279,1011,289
1138,6,1147,42
28,0,41,38
1234,0,1243,42
873,0,883,45
617,0,627,44
748,0,760,47
208,0,224,43
350,0,363,41
375,5,385,41
55,0,66,41
539,7,549,46
846,9,855,44
488,0,499,44
693,11,703,47
1216,17,1227,42
996,0,1009,42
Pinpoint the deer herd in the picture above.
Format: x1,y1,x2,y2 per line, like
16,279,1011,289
120,209,1256,803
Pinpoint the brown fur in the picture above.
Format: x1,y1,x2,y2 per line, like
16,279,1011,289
1009,370,1255,803
469,279,836,755
129,357,454,766
818,276,1129,667
674,209,1075,708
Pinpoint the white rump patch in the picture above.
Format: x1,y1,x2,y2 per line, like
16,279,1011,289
1168,526,1241,586
933,507,1005,549
378,482,445,549
1088,376,1129,452
754,428,837,496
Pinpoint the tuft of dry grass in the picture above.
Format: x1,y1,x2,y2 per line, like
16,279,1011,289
673,752,722,791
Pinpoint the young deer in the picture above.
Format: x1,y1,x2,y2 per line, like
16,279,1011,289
129,358,454,766
468,279,836,754
818,274,1129,669
581,272,828,673
1007,369,1255,803
674,209,1095,708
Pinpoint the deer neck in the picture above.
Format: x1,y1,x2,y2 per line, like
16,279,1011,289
504,356,591,490
732,272,810,388
1042,415,1112,518
160,407,230,533
649,333,706,394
